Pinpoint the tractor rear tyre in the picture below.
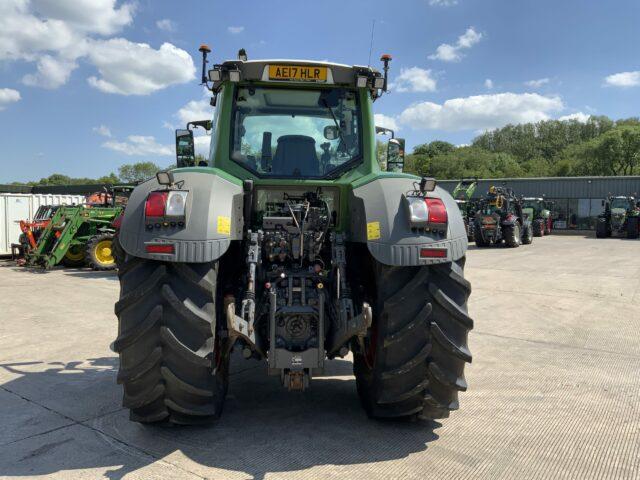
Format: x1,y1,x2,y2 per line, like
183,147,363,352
111,232,125,270
627,217,639,239
85,234,117,271
595,220,608,239
354,259,473,420
474,227,489,247
533,219,544,237
62,244,87,268
114,258,229,425
503,224,521,248
522,223,533,245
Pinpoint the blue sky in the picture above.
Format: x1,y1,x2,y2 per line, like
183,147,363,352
0,0,639,183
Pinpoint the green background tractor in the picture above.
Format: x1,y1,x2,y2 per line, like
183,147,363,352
596,195,639,239
522,197,553,237
114,48,473,426
452,178,477,241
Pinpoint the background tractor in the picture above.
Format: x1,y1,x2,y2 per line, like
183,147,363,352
473,186,533,248
23,186,132,270
522,197,553,237
113,47,473,426
452,178,478,241
596,195,639,239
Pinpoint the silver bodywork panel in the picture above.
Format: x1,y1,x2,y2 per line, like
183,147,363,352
119,171,244,262
350,178,467,265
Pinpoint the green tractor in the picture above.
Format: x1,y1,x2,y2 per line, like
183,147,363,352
452,178,478,241
596,195,639,239
473,186,533,248
23,186,133,270
522,197,553,237
113,47,473,425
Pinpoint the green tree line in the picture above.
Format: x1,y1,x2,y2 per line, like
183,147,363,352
11,154,211,186
404,116,640,179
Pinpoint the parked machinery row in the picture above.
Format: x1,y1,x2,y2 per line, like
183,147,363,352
453,180,552,249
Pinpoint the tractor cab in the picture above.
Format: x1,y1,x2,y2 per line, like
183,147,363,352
175,56,406,183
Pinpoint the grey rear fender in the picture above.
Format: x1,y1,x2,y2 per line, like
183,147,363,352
350,177,467,266
119,171,244,262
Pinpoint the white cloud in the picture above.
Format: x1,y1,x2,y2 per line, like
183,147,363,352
156,19,175,32
604,71,640,88
0,1,79,61
30,0,134,36
0,1,192,94
484,78,493,89
86,39,195,95
22,55,77,89
228,26,245,34
374,114,399,132
194,135,211,157
93,124,112,137
103,135,173,156
177,98,211,126
429,0,458,5
558,112,590,123
0,88,21,110
525,78,550,88
399,92,564,131
391,67,436,93
429,27,483,62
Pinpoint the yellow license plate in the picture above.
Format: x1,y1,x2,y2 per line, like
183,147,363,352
268,65,327,82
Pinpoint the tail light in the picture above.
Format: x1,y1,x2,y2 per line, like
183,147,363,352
145,191,188,218
145,244,174,254
145,192,168,217
405,195,448,229
420,248,447,258
425,198,447,225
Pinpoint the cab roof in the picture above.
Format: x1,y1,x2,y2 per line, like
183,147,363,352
213,59,382,88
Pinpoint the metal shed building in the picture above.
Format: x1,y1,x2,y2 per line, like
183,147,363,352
439,176,640,230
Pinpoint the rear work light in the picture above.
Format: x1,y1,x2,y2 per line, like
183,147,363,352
145,244,174,254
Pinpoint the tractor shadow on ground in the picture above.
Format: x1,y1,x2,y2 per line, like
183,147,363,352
1,354,440,480
62,269,118,280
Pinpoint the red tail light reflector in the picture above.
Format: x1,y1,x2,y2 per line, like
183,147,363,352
425,198,448,224
145,191,168,217
420,248,447,258
145,244,174,254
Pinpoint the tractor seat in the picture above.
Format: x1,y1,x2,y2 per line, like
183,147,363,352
272,135,319,177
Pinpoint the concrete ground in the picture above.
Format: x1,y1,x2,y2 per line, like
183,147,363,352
0,235,639,480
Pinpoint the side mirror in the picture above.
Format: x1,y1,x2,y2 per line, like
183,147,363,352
175,129,195,168
324,125,339,141
601,200,605,207
387,138,405,172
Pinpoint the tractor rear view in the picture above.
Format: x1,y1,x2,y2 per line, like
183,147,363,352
113,47,473,426
596,196,638,239
522,197,552,237
474,186,533,247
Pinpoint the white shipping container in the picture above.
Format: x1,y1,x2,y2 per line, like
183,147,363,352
0,193,85,256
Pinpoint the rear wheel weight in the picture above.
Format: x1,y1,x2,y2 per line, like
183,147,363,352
354,258,473,420
115,257,229,425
